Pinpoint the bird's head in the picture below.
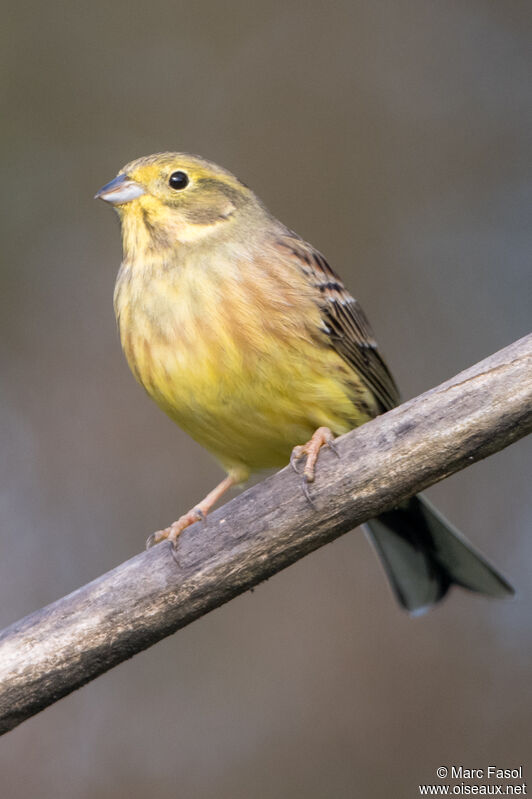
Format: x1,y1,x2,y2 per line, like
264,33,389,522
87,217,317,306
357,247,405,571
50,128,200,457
95,152,258,252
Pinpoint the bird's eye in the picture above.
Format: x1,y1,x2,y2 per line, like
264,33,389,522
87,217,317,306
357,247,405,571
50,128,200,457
168,171,189,190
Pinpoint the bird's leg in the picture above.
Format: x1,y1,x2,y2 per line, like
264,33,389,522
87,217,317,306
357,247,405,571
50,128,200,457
146,474,238,549
290,426,340,485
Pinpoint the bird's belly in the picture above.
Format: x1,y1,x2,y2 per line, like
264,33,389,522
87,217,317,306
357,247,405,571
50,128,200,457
128,336,374,474
117,275,377,473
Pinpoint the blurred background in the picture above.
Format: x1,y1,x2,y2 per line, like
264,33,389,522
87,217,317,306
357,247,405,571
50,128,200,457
1,1,530,797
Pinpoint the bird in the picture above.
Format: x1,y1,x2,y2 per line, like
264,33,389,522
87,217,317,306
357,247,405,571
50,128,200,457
96,152,513,613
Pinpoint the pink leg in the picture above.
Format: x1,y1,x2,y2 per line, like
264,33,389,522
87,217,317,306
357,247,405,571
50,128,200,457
146,474,238,549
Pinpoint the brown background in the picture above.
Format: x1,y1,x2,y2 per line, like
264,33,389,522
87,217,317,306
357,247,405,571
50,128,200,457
1,2,531,798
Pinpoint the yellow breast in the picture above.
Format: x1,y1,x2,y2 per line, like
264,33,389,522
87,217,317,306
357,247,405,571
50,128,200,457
114,250,377,474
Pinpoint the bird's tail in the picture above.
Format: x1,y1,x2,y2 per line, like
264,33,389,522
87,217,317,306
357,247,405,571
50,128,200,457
364,495,514,614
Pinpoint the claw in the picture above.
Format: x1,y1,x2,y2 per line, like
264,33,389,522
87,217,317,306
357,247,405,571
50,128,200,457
146,529,168,549
168,540,181,564
146,533,156,550
290,427,339,506
302,478,316,508
327,438,341,459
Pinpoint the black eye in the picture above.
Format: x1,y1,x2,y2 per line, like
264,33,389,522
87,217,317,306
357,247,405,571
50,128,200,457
169,171,189,190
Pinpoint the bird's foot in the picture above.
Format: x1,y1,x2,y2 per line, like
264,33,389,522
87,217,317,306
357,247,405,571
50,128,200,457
290,426,340,491
146,507,206,549
145,473,239,551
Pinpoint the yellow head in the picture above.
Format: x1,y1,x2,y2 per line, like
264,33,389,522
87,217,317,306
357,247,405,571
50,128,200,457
95,152,264,251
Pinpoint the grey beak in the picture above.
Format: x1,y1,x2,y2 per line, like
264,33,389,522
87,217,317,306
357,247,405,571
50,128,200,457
95,174,145,204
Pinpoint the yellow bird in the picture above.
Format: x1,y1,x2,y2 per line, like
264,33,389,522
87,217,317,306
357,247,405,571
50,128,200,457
96,152,513,612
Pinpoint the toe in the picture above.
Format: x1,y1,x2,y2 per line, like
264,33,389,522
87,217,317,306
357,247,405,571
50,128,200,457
301,478,316,508
146,529,169,549
303,453,318,482
327,437,341,458
290,446,305,473
166,508,204,543
146,508,203,550
291,426,338,500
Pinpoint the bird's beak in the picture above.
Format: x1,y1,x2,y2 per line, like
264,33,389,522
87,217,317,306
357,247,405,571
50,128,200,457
94,174,145,205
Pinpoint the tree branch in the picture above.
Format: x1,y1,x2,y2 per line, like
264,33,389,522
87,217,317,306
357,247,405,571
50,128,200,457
1,334,531,735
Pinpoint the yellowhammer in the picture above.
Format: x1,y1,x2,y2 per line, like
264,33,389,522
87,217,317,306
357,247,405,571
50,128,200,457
96,152,513,612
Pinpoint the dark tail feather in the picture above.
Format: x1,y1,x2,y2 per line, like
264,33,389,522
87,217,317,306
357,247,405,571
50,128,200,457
364,495,514,614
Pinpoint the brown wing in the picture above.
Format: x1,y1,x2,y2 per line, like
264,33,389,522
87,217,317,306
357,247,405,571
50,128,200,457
277,234,400,412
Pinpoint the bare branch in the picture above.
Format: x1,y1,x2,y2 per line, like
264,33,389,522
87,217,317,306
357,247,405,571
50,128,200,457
0,334,531,735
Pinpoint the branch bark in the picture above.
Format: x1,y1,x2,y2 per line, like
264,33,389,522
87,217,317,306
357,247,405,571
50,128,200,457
0,334,531,735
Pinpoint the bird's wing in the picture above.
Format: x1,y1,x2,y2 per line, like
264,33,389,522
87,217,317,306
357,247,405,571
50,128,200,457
276,233,400,412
